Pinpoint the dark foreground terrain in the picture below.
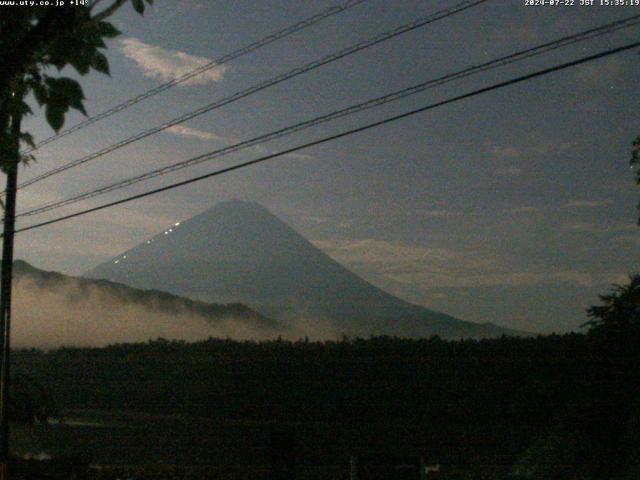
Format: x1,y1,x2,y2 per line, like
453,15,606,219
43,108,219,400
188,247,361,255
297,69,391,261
9,324,640,479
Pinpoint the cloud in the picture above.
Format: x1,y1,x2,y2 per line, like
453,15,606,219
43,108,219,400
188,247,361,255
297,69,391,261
418,210,449,217
568,222,637,233
302,215,328,225
119,38,228,86
490,145,521,159
487,140,574,161
510,206,539,213
494,166,522,176
562,199,612,209
575,57,622,88
487,145,522,176
312,238,627,292
415,209,462,218
312,239,497,290
312,239,490,269
532,140,574,156
166,125,230,142
385,270,627,290
283,152,313,160
166,125,312,161
612,235,640,246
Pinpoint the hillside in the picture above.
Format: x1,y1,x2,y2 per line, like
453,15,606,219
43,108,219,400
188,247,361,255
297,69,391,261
10,260,278,348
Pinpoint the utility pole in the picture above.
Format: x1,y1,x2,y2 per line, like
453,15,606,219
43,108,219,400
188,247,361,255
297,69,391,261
0,105,22,480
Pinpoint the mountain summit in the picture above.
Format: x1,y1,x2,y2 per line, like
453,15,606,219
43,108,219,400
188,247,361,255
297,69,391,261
85,200,519,338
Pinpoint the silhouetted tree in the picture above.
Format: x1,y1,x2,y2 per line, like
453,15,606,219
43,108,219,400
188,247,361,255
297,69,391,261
576,275,640,479
9,374,57,424
0,4,154,471
583,274,640,343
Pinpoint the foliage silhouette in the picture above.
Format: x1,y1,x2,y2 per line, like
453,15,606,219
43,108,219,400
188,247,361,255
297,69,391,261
0,0,153,170
583,274,640,341
512,276,640,479
9,374,57,424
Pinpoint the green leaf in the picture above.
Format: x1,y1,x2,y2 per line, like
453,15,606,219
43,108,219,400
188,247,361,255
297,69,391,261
55,77,87,116
32,83,48,106
48,36,77,69
70,97,88,116
69,54,92,75
42,76,87,121
19,132,35,149
132,0,145,14
92,52,110,76
19,103,33,116
46,77,85,104
96,21,121,39
45,104,66,132
20,153,36,167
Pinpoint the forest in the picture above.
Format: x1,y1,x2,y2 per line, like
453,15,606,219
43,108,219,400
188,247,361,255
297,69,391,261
8,277,640,479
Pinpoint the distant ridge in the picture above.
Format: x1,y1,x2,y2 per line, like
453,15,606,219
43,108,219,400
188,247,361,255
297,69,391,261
16,260,274,326
11,259,279,347
85,200,524,339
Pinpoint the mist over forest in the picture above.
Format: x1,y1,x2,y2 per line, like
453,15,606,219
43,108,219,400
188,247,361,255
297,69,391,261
11,261,283,348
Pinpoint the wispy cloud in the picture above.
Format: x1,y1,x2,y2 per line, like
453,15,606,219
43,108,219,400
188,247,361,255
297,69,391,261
302,215,329,225
569,222,636,233
487,145,522,176
575,57,622,88
490,145,521,159
532,140,574,156
487,140,574,160
415,209,462,218
283,152,313,160
165,125,313,160
312,239,493,270
562,199,612,209
612,235,640,246
119,38,228,86
510,206,539,213
494,166,522,176
312,239,497,290
385,271,628,289
312,238,627,291
166,125,231,142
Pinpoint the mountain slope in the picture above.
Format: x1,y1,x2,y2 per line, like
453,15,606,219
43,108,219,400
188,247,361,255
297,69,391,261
85,200,521,339
11,260,278,348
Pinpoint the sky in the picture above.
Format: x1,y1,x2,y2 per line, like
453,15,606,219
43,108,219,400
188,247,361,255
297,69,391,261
12,0,640,334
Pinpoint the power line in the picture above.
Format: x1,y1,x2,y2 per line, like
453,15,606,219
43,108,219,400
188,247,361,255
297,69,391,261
17,15,640,218
15,0,489,192
22,0,369,154
12,40,640,236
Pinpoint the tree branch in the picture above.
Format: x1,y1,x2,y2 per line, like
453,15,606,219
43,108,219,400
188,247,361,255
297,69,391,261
92,0,128,22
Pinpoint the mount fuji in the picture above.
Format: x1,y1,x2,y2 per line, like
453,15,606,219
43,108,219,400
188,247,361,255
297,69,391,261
85,200,520,339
